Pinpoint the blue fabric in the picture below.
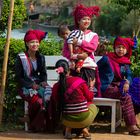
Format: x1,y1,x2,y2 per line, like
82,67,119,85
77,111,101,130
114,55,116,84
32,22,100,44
97,56,114,93
97,55,133,93
129,77,140,105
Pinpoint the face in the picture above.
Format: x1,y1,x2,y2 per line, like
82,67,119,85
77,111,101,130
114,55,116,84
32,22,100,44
26,40,39,52
60,29,71,40
115,45,127,57
78,16,91,31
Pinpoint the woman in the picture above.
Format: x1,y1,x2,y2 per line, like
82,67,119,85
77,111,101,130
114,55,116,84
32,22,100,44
49,59,98,139
62,4,101,97
15,29,52,132
97,36,140,135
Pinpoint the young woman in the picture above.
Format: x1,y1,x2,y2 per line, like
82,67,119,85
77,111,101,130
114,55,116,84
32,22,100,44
15,29,52,132
48,59,98,139
61,4,101,97
97,36,140,135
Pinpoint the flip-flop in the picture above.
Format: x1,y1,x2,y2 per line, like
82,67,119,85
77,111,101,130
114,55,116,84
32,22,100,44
64,133,76,139
129,130,140,136
83,134,91,140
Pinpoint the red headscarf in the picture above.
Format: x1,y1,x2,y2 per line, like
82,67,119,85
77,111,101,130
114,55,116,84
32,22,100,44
73,4,100,28
107,36,135,79
108,36,135,64
24,29,47,43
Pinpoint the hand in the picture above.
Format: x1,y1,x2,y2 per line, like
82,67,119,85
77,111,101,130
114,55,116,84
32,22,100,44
123,83,129,93
41,81,48,87
89,78,95,88
32,83,39,90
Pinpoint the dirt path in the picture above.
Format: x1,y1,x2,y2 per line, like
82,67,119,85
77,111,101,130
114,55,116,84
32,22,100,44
0,125,140,140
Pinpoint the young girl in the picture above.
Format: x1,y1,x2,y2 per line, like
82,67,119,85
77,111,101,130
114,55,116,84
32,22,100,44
97,36,140,135
60,4,101,97
49,59,98,139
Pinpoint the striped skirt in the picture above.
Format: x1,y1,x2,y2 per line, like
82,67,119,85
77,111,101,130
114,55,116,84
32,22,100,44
62,104,98,128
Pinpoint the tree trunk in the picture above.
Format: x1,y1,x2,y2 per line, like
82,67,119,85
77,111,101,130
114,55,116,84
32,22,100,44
0,0,15,124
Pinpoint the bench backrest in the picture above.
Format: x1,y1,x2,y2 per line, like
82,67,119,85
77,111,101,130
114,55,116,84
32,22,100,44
45,55,102,87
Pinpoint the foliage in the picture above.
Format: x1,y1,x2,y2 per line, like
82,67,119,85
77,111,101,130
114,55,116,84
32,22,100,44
108,0,140,13
108,0,140,36
0,0,26,37
131,39,140,77
95,4,126,36
0,34,61,123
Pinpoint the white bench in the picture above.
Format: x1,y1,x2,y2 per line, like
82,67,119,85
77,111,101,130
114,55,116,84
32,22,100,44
16,55,122,133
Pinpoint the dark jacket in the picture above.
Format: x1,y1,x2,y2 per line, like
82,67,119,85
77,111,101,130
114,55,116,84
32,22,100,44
97,56,132,93
15,52,47,88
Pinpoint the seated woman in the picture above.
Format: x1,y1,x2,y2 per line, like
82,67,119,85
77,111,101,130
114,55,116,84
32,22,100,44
15,29,52,132
48,59,98,139
97,36,140,135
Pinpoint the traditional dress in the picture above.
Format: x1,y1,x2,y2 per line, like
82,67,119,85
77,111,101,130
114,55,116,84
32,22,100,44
49,76,98,129
97,36,138,126
15,30,52,132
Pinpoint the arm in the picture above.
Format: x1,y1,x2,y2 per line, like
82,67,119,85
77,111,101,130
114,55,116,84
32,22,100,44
77,33,99,53
38,54,47,83
82,83,94,102
123,65,132,93
15,55,35,88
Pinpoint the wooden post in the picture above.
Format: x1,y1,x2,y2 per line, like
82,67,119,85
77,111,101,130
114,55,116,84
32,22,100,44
0,0,15,124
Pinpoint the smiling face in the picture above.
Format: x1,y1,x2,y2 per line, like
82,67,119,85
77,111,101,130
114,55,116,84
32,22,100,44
78,16,91,31
26,39,40,52
115,45,127,57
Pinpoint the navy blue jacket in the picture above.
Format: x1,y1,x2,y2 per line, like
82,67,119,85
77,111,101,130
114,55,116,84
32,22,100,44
97,56,132,93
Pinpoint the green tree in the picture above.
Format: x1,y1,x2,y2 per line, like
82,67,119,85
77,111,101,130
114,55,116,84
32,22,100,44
0,0,26,37
108,0,140,36
95,4,126,36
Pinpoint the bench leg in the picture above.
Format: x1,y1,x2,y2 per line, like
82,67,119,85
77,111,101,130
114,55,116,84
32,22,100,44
24,101,28,131
111,103,116,133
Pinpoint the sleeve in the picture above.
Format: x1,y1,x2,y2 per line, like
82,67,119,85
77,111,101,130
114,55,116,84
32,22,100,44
15,55,35,88
81,83,94,102
38,55,47,82
125,65,133,84
78,34,99,53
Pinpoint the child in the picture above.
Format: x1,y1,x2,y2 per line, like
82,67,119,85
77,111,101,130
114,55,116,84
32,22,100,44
58,25,97,73
97,36,140,135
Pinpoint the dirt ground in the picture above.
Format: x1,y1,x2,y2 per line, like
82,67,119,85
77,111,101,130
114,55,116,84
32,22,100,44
0,124,140,140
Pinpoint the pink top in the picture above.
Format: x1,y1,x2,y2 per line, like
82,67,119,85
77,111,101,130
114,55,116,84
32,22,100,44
62,30,99,60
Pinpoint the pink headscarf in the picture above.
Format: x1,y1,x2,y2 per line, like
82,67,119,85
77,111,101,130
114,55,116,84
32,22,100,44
73,4,100,28
24,29,47,43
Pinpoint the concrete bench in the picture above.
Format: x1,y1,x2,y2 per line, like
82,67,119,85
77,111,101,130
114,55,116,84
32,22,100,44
16,55,122,133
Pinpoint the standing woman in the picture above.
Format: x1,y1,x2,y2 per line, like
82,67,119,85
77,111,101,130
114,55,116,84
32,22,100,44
68,4,101,97
15,29,52,132
49,59,98,139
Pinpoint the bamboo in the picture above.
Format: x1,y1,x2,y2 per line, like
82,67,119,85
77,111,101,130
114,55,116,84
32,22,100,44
0,0,15,124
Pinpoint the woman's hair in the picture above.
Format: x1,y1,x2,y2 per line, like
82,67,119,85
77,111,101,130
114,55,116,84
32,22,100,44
55,59,69,112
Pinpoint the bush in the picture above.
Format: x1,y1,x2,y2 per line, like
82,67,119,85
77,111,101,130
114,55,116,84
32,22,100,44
0,34,61,123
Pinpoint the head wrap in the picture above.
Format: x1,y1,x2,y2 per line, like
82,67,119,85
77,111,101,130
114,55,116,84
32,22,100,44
73,4,100,28
24,29,47,43
113,36,135,58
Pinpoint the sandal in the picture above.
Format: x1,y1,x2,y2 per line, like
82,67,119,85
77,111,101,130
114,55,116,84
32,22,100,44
129,130,140,136
83,133,91,140
64,133,76,139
